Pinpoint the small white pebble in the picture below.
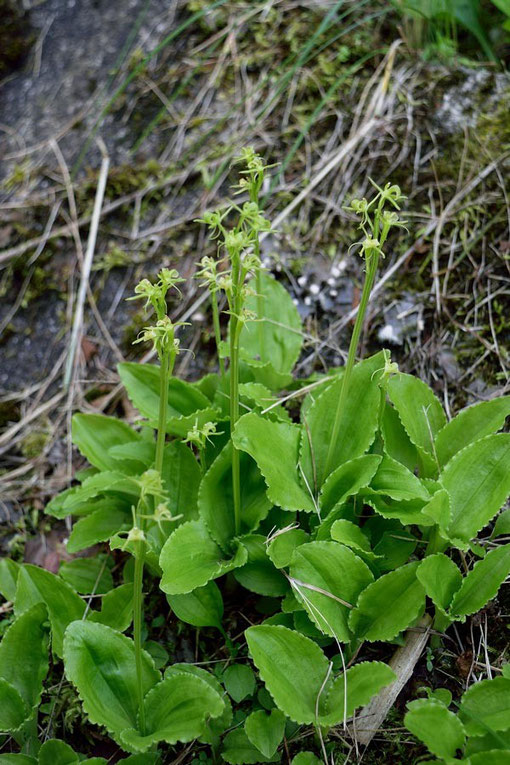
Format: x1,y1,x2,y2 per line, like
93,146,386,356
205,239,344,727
327,277,336,286
379,324,399,343
331,266,341,278
309,283,320,296
304,296,312,306
297,276,307,287
192,312,205,322
329,289,338,297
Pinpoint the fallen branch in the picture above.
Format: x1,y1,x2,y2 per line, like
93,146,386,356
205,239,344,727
350,614,432,752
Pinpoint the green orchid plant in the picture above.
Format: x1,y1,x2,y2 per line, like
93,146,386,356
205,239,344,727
0,152,509,764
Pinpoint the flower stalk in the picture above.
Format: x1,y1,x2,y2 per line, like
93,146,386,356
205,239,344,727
323,183,406,481
195,149,272,536
127,269,184,734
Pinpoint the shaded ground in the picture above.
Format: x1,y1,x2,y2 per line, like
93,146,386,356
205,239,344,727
0,0,509,762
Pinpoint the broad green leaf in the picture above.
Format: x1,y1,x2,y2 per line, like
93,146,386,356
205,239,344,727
223,664,256,703
144,641,168,670
493,508,510,538
234,535,289,596
281,590,302,613
245,625,330,724
441,435,510,542
293,610,326,640
165,662,224,696
72,414,141,473
349,562,425,641
381,403,418,472
165,663,232,744
435,396,510,468
120,674,224,751
89,584,133,632
233,413,315,512
240,359,294,395
465,728,510,755
159,520,247,595
109,441,155,469
62,472,139,511
244,709,285,758
0,558,19,601
15,565,85,657
369,454,430,501
459,677,510,736
450,544,510,618
290,541,373,641
404,699,466,759
48,491,130,520
366,516,418,571
320,661,396,725
468,752,510,765
301,352,385,487
60,558,113,595
0,756,37,764
118,362,217,436
199,442,271,549
374,531,417,572
161,441,201,524
267,529,309,568
385,374,446,457
0,678,28,732
420,489,451,530
417,554,462,611
45,487,80,519
330,520,380,561
239,382,291,422
63,621,159,736
291,754,322,765
0,603,48,709
239,272,303,377
192,372,220,402
167,580,223,629
67,507,127,553
222,728,277,764
429,688,453,706
319,455,382,515
38,739,79,765
363,492,429,526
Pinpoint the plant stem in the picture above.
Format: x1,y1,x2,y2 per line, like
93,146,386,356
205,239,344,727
254,240,265,361
323,249,380,481
250,186,265,361
155,348,175,475
229,313,242,536
134,346,174,737
211,289,225,377
133,536,147,736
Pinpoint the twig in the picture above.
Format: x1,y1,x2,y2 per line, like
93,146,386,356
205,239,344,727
350,615,432,752
63,146,110,389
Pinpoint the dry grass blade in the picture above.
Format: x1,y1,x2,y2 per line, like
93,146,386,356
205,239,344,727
63,146,110,389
